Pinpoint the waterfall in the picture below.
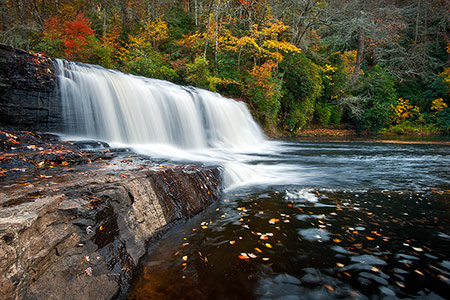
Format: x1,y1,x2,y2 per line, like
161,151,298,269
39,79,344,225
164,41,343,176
56,60,264,150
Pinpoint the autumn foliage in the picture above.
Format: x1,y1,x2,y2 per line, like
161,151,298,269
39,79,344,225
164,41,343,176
41,13,98,62
62,14,95,59
3,0,448,134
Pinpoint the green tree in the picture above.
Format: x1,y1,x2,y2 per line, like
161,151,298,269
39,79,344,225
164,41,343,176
244,60,283,129
279,53,323,133
351,65,397,133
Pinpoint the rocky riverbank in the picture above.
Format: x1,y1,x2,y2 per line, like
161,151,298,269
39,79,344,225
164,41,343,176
0,128,222,300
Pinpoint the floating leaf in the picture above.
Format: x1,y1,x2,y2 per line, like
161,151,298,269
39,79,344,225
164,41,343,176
325,285,334,292
238,253,250,260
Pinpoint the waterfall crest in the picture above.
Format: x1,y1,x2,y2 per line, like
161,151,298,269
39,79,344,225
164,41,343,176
56,60,264,150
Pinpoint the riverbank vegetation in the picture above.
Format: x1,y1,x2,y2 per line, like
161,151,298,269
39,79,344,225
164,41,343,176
1,0,449,135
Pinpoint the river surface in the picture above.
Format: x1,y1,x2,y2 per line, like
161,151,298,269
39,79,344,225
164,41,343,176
127,139,450,300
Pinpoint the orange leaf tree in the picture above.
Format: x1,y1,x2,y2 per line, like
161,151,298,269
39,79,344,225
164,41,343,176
39,13,100,63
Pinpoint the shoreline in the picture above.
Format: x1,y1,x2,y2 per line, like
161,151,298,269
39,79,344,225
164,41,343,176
268,127,450,144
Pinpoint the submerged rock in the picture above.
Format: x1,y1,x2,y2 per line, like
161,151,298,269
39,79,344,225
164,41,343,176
0,129,222,300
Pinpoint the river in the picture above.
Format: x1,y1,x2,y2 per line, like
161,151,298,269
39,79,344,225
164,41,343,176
127,139,450,300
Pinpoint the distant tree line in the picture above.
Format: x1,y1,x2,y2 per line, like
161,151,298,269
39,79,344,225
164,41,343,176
1,0,449,135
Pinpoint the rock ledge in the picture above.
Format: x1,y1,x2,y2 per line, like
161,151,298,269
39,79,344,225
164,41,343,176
0,129,221,300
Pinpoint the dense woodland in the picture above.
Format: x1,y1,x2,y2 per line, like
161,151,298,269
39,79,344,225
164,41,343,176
1,0,449,135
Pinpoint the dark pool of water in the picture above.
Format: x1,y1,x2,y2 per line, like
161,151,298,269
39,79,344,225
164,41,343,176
127,141,450,299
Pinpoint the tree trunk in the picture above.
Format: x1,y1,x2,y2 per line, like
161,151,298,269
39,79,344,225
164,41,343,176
0,0,10,31
194,0,198,26
203,0,215,57
414,0,420,44
152,0,156,21
352,31,364,86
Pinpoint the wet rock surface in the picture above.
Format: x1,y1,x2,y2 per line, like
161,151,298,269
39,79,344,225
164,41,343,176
0,128,222,300
0,44,62,131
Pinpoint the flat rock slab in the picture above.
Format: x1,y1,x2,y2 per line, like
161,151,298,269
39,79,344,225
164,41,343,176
0,128,222,300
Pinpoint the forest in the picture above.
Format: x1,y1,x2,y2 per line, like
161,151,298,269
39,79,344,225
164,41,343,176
1,0,449,135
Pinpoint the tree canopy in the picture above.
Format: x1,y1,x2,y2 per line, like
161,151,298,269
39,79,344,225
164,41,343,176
1,0,449,134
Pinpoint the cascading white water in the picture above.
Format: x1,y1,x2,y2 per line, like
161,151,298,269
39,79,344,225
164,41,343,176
57,59,305,190
57,60,264,150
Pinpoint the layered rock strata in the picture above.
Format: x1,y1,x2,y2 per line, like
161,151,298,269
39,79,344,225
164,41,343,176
0,44,62,131
0,129,221,300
